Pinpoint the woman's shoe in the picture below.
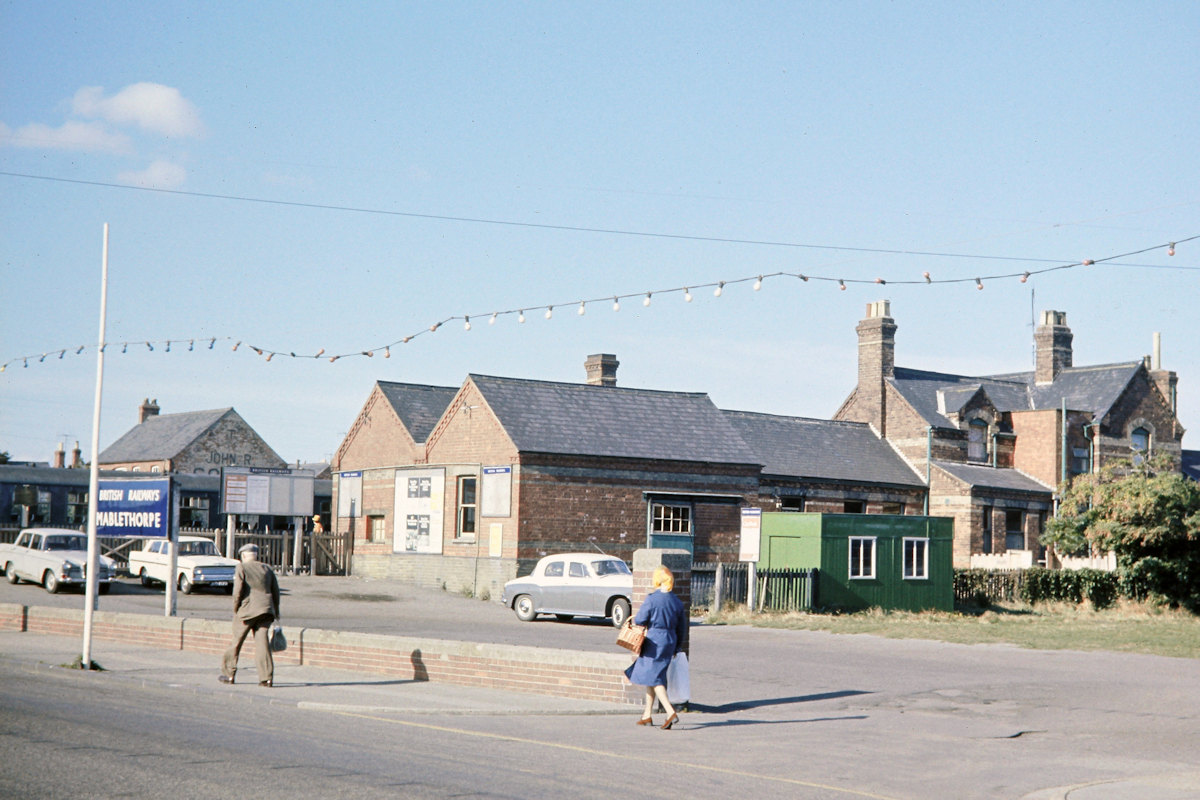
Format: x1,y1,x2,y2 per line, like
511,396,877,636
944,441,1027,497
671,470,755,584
660,712,679,730
636,717,654,726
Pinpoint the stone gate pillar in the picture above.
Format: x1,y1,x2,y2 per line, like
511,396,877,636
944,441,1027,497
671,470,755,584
632,548,692,655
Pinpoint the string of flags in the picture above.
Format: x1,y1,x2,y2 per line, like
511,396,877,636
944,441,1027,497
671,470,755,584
1,235,1192,373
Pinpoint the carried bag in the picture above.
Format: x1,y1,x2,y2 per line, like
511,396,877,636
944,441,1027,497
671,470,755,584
269,625,287,652
615,620,646,654
666,652,690,704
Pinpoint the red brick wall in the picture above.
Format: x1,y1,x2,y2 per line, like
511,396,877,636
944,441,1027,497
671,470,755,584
0,603,638,705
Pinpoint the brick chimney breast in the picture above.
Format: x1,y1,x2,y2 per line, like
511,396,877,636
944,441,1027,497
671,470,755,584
1035,311,1073,385
856,300,896,435
584,353,619,387
138,397,160,424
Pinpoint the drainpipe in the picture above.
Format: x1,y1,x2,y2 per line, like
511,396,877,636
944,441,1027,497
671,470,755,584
991,431,998,468
1060,398,1068,489
924,426,932,515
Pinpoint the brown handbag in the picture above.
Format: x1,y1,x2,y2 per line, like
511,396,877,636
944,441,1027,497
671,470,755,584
616,619,647,654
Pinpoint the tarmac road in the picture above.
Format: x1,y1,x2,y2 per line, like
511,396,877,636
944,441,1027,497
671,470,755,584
3,574,1200,798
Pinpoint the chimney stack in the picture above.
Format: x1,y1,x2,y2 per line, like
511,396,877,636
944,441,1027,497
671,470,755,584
856,300,897,434
584,353,619,387
1148,332,1178,414
53,442,65,469
70,441,82,469
1034,311,1072,385
138,397,160,423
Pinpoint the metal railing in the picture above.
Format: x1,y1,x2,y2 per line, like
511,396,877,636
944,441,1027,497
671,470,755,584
693,562,818,612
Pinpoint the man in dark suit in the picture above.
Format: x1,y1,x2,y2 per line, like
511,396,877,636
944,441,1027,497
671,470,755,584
219,542,280,687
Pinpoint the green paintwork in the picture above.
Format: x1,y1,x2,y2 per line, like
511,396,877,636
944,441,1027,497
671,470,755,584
758,513,954,612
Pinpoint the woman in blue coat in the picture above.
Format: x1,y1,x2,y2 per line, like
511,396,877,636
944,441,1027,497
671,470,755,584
625,565,687,729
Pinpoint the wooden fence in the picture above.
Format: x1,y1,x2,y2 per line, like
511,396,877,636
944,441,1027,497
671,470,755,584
0,527,351,576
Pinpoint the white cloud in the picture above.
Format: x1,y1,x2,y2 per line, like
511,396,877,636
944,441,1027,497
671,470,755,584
72,83,203,139
0,119,132,153
117,159,187,189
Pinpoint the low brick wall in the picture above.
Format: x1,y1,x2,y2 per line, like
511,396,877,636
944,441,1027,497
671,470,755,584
0,602,639,706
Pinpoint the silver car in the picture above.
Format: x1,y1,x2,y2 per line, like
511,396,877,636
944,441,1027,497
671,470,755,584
501,553,632,627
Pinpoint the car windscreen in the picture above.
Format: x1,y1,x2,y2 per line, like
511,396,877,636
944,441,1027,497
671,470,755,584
45,536,85,550
591,559,631,576
180,541,218,556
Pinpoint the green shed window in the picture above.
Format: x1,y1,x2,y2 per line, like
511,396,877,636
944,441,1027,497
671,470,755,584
849,537,876,579
903,538,929,579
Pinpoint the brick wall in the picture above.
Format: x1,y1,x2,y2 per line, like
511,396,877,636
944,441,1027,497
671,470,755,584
0,602,638,705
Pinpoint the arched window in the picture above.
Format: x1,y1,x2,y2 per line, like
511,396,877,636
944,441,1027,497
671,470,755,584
1131,426,1150,465
968,419,988,462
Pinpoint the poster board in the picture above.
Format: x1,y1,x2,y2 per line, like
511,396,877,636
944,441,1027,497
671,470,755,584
393,468,445,554
481,466,512,517
221,467,314,516
739,507,762,562
337,471,362,517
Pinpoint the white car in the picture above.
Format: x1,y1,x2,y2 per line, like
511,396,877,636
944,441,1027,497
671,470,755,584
501,553,633,627
127,536,238,594
0,528,117,594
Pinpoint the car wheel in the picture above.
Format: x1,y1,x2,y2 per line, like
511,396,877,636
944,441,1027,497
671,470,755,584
555,614,574,622
43,571,61,594
5,563,18,584
178,574,194,595
513,594,537,622
610,598,631,628
98,583,111,595
139,568,154,587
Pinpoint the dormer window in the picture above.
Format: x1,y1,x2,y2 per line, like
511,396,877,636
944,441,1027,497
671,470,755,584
968,419,988,462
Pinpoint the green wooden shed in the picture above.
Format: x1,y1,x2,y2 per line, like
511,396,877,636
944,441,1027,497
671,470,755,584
758,513,954,612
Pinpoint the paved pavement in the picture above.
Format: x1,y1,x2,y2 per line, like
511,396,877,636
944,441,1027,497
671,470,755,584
3,574,1200,799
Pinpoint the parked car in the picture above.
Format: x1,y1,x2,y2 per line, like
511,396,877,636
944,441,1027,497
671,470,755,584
127,536,238,594
0,528,116,594
501,553,632,627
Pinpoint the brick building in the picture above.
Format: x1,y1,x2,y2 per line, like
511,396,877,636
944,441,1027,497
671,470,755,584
835,301,1185,565
98,399,287,475
334,356,931,596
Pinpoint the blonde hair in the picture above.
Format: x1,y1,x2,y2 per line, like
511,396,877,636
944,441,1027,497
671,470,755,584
652,566,675,592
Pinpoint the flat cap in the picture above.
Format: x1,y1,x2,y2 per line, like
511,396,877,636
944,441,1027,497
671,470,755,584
237,542,259,555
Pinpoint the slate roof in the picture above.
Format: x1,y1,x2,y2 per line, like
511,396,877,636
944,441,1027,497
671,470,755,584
932,460,1053,493
722,411,924,487
469,375,760,465
1183,450,1200,483
890,361,1143,428
376,382,458,442
98,408,235,463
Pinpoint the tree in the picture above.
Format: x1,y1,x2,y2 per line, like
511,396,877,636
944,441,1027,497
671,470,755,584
1044,453,1200,608
0,451,8,464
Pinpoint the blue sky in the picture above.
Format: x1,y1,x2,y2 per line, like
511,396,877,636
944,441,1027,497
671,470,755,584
2,1,1197,466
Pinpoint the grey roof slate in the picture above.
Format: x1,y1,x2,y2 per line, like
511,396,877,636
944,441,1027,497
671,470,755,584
98,408,233,463
722,411,924,487
469,375,760,465
1183,450,1200,483
891,361,1142,428
376,382,458,442
932,460,1053,493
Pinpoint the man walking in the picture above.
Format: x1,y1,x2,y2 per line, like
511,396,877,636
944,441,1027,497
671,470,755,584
219,542,280,687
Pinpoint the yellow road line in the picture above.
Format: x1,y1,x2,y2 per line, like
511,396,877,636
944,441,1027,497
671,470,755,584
330,710,901,800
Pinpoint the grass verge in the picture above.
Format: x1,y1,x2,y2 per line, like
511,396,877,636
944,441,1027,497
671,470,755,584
702,600,1200,659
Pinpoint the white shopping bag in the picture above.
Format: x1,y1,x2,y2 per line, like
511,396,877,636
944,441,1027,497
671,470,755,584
666,652,690,704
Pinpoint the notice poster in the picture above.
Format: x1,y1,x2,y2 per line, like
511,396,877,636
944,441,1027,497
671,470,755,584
393,468,445,554
739,507,762,562
481,466,512,517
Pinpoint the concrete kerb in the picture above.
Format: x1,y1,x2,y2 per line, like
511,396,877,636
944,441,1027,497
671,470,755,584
0,602,640,707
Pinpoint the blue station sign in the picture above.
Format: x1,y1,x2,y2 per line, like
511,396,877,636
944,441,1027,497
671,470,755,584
95,478,171,537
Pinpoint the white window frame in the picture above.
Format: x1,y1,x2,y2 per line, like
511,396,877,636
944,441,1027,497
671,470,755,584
651,502,692,535
456,475,478,541
849,536,876,580
903,537,929,580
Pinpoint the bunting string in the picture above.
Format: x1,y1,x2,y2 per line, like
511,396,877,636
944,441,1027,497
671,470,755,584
1,234,1194,373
